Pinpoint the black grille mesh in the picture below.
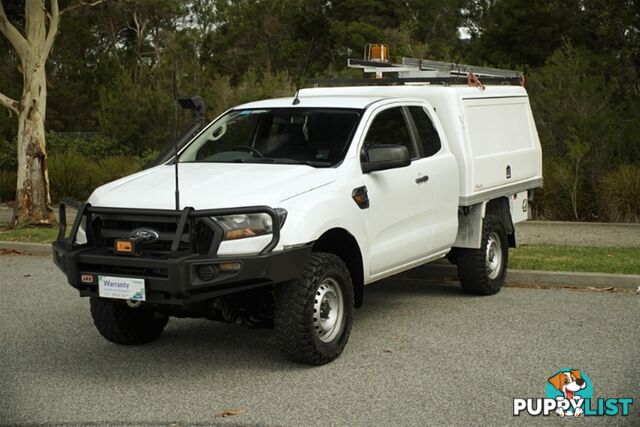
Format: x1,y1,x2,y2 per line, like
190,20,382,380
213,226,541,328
92,215,214,255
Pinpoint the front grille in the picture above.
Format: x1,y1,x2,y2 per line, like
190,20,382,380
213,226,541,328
89,214,215,256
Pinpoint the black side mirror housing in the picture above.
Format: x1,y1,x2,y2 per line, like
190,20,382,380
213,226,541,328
361,144,411,173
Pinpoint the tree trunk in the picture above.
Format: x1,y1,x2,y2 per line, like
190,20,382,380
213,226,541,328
12,67,55,227
6,0,57,227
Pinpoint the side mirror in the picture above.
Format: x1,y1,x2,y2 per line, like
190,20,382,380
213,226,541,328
361,144,411,173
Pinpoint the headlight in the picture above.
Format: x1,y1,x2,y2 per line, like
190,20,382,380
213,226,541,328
212,208,287,240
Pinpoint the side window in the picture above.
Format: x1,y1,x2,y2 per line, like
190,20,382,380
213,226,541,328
363,107,417,158
409,106,441,158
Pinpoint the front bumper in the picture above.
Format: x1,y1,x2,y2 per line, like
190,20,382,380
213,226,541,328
52,199,311,306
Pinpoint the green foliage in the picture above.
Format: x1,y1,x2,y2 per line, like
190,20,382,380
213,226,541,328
46,133,129,160
139,149,161,167
0,170,16,203
202,70,296,118
527,44,615,159
97,71,173,155
204,0,310,79
382,1,465,61
90,156,144,189
526,42,636,221
204,0,464,80
597,165,640,223
462,0,589,68
0,137,16,170
536,155,594,221
47,149,95,202
48,148,146,203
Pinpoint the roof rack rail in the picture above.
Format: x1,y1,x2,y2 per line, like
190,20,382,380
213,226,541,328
399,58,521,79
306,57,524,87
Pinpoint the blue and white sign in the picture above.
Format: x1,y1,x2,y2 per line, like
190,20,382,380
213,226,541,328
98,275,145,301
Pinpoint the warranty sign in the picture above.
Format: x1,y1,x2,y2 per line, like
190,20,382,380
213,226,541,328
98,275,146,301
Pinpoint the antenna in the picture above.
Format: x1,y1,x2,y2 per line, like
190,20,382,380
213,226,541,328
292,89,301,105
172,62,180,211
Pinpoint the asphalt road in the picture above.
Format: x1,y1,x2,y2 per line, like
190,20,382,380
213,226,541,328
1,255,638,426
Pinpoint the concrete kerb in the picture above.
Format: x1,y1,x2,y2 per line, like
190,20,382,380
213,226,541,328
2,240,638,291
400,264,640,291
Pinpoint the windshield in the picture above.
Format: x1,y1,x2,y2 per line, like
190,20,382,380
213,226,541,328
179,108,362,167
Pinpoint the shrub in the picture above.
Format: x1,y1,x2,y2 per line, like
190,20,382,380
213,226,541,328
202,70,296,118
0,170,16,203
47,133,129,160
534,159,573,220
597,164,640,223
535,151,595,221
0,137,16,171
48,149,95,202
90,156,144,188
49,150,147,203
140,149,161,168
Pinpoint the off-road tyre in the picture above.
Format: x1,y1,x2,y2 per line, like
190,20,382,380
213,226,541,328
274,252,354,365
456,215,509,295
445,248,458,265
90,297,169,345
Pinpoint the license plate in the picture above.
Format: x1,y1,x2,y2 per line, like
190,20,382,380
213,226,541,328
98,275,145,301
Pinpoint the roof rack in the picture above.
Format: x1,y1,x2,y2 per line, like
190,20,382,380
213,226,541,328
307,57,524,87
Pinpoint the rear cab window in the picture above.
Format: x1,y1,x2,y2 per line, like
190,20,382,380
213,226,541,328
408,106,442,158
362,106,419,160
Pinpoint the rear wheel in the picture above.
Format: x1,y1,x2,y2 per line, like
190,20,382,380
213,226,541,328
90,298,169,345
456,215,508,295
274,252,353,365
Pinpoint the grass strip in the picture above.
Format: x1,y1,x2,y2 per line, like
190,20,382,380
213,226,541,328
0,223,60,243
509,245,640,275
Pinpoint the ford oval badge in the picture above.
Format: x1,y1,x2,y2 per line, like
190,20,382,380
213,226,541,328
130,228,160,243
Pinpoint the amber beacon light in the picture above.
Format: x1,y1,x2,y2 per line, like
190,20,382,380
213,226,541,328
365,44,389,62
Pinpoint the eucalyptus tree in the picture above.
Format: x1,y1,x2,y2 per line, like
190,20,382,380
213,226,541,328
0,0,105,227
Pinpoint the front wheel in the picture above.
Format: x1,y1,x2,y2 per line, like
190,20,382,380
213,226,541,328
274,253,354,365
456,215,509,295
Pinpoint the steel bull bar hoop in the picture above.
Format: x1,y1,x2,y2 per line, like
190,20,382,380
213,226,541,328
190,206,282,255
55,198,282,257
58,197,85,251
52,200,298,305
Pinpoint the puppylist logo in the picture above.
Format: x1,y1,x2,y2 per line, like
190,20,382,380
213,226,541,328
513,368,633,417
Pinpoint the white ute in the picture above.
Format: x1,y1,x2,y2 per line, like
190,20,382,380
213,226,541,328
53,57,542,365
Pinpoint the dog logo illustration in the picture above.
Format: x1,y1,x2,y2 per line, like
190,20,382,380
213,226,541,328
546,369,590,416
513,368,633,417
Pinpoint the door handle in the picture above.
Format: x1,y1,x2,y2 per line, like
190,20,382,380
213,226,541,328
415,175,429,184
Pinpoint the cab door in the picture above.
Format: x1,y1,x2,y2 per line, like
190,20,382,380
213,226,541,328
404,105,459,253
361,105,432,275
362,103,459,277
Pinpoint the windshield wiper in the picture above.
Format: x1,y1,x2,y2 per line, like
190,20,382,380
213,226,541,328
270,159,332,167
199,158,331,167
302,160,332,167
233,158,276,163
